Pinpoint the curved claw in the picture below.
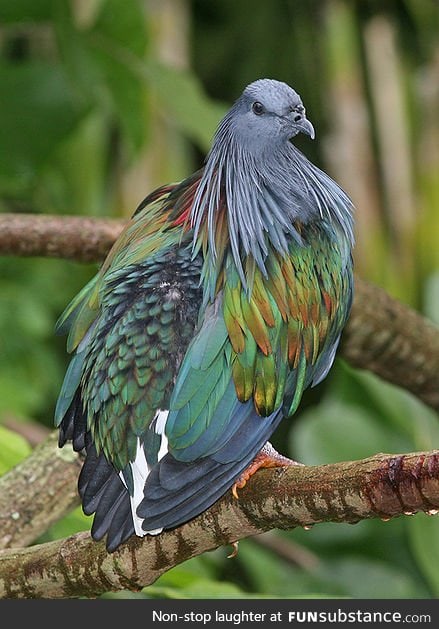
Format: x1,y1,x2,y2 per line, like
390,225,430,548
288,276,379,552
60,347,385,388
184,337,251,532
231,441,302,498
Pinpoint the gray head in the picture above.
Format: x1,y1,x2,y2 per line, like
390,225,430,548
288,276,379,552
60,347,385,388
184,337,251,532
218,79,315,155
192,78,353,293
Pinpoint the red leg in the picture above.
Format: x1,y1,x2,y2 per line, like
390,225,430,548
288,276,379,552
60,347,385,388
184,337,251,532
232,442,302,499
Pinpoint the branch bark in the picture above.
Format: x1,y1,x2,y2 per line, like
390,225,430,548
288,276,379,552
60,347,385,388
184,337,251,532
0,213,438,411
0,433,81,550
1,441,439,598
341,278,439,411
0,213,438,598
0,213,123,263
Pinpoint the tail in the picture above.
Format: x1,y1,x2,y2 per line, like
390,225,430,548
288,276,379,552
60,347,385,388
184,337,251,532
137,401,284,532
58,392,135,552
78,433,135,552
58,388,283,550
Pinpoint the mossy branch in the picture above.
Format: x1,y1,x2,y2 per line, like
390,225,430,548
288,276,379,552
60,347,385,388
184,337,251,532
1,436,439,598
0,213,438,598
0,433,81,550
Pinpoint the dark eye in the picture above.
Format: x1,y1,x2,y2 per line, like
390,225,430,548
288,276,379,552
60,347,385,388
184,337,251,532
252,101,264,115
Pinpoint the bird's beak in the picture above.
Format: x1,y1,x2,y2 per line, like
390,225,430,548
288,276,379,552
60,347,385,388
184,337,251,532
296,117,315,140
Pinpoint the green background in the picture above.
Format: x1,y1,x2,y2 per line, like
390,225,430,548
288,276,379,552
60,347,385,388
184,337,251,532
0,0,439,599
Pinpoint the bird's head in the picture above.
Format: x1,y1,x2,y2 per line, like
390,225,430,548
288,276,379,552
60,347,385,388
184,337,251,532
193,78,353,287
221,78,315,155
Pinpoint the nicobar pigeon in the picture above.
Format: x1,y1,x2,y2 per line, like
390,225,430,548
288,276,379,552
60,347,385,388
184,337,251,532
55,79,354,552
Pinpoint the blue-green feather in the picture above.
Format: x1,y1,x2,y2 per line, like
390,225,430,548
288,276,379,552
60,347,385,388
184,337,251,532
54,350,86,427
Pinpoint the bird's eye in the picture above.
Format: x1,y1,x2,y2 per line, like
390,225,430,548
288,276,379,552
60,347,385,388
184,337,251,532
252,101,264,115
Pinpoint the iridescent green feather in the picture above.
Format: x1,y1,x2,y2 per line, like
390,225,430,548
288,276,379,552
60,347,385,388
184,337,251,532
56,184,204,472
168,218,352,468
221,222,353,419
56,190,179,355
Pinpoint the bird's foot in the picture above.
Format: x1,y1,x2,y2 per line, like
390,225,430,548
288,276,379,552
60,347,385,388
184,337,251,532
232,442,302,499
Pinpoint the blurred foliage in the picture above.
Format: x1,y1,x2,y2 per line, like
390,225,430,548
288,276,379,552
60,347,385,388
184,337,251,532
0,0,438,599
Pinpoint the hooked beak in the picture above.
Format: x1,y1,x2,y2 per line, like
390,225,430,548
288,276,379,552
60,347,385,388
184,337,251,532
295,116,315,140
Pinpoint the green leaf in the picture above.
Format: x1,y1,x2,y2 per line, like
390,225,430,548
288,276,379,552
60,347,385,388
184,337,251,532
0,425,32,476
88,0,149,153
146,581,248,599
148,555,249,599
409,513,439,597
147,63,227,152
291,397,410,465
41,505,93,541
92,0,147,57
318,556,427,598
331,362,415,439
0,0,54,23
53,2,104,99
0,60,89,192
53,0,148,156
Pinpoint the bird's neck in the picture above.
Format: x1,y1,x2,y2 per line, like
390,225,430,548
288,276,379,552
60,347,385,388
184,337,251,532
189,139,354,302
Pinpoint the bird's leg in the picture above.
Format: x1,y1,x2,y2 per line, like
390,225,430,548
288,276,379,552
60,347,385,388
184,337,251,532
232,442,303,499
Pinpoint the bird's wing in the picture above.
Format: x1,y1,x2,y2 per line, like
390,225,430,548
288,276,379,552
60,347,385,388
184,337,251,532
54,183,177,355
167,224,353,460
137,289,286,531
54,180,204,550
228,224,354,418
138,226,352,532
54,185,175,427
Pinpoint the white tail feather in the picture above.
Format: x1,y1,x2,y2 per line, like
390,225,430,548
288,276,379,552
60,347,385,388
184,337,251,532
119,409,169,536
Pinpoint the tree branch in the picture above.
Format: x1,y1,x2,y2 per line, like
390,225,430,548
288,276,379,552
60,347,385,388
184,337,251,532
0,213,123,263
341,278,439,411
0,213,438,598
1,442,439,598
0,433,81,550
0,213,438,411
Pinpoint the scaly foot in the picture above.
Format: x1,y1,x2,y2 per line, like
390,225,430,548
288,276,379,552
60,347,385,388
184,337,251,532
232,442,302,499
